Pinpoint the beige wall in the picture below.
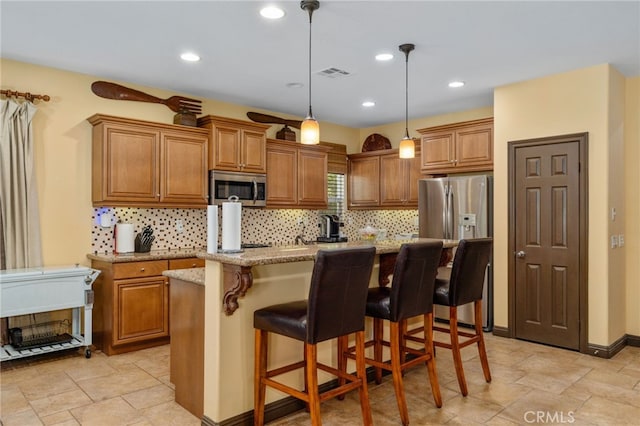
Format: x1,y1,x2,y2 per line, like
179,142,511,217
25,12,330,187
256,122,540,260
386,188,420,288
625,76,640,335
494,64,620,346
607,67,627,341
0,59,358,266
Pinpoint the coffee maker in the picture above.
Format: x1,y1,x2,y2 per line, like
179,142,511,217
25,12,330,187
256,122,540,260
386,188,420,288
317,215,348,243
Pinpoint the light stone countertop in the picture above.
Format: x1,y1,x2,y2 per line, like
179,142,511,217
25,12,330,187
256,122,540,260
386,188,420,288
163,267,205,285
198,238,458,267
87,247,205,263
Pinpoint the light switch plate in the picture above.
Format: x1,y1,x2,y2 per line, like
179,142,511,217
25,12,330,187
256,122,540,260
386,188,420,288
618,234,625,247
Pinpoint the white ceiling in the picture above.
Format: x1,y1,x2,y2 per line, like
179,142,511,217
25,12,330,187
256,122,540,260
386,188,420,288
2,1,639,128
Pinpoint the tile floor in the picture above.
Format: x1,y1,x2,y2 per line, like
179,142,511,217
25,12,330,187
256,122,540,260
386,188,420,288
1,334,639,425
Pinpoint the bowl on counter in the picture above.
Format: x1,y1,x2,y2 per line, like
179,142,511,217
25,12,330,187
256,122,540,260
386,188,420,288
359,226,378,242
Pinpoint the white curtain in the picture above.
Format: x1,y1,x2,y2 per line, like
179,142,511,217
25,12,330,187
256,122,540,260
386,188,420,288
0,99,43,270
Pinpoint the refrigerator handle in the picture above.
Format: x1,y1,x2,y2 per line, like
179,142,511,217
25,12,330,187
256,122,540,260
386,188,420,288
444,184,450,239
447,186,454,239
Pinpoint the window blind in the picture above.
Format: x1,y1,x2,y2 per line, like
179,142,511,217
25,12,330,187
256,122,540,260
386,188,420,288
323,173,345,216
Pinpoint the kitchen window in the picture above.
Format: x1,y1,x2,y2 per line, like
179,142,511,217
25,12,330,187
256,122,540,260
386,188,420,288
323,173,345,216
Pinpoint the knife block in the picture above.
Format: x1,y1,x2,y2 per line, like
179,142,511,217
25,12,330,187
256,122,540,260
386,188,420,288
134,233,154,253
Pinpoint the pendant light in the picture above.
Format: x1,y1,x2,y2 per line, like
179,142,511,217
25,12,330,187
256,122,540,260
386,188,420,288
398,43,415,158
300,0,320,145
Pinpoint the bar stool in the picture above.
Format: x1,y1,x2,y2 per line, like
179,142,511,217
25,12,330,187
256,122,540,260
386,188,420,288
253,247,376,426
340,241,443,426
431,238,492,396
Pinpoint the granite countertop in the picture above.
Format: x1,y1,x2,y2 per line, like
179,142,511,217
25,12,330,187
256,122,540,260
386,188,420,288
163,267,205,286
87,247,205,263
199,238,458,267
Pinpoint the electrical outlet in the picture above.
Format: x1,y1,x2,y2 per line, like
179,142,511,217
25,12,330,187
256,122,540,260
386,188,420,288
618,234,625,247
610,235,618,249
176,219,184,234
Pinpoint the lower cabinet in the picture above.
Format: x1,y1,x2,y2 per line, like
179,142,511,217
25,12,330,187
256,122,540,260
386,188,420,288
91,257,204,355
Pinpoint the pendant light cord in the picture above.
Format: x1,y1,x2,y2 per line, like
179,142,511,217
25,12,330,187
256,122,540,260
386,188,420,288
307,7,313,118
404,49,409,139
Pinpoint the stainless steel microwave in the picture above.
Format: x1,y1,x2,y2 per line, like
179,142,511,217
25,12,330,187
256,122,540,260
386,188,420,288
209,170,267,207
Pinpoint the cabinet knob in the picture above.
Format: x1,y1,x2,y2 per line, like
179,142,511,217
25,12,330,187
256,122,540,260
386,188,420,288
191,263,196,267
140,267,145,272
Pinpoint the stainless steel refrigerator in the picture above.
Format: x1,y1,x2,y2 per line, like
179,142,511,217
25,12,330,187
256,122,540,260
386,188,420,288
418,175,493,331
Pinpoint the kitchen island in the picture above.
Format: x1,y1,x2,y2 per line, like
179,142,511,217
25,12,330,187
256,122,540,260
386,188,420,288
165,239,456,424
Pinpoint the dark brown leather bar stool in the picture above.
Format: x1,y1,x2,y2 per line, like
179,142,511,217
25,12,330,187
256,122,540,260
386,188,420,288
430,237,493,397
253,247,376,426
340,241,443,426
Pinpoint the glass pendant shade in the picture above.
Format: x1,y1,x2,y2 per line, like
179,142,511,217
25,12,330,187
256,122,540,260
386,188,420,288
399,136,415,158
301,116,320,145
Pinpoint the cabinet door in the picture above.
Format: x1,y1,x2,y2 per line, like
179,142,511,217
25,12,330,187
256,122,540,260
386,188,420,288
212,126,241,171
113,276,169,346
298,149,327,208
348,156,380,207
455,124,493,168
161,131,208,206
266,144,297,206
101,124,160,203
420,131,454,172
241,130,267,173
406,154,422,206
380,154,404,206
380,154,421,207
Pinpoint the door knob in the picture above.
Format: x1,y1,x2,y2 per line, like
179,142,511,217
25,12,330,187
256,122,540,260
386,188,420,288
516,251,526,258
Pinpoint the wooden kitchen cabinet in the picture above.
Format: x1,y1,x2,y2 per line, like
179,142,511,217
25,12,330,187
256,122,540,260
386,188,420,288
197,115,270,173
418,118,493,174
380,149,422,207
348,147,422,209
266,139,328,208
91,257,203,355
168,257,205,269
89,114,208,208
348,153,380,208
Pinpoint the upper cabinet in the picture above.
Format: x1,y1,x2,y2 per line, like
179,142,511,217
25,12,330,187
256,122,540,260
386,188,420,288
89,114,208,208
418,118,493,174
348,147,422,209
266,139,328,209
380,150,422,207
197,115,270,173
348,153,380,208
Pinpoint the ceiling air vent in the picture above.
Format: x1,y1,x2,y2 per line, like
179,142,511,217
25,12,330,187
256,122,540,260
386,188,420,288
316,67,352,79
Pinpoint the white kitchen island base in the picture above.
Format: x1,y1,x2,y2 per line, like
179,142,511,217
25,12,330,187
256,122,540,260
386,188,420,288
0,265,100,361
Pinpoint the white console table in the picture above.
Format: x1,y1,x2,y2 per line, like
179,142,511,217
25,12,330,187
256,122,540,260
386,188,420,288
0,265,100,361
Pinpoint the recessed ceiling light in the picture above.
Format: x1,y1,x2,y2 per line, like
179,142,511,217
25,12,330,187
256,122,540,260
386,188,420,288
362,101,376,107
286,82,304,89
260,6,285,19
375,53,394,61
180,52,200,62
448,81,465,88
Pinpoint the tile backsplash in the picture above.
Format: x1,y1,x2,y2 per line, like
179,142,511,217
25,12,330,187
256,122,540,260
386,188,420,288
91,207,419,253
